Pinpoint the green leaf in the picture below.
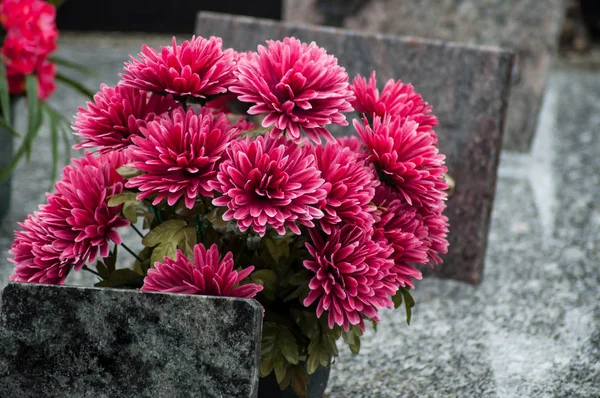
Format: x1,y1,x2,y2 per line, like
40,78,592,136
108,192,140,207
306,351,320,375
400,287,415,325
342,325,362,355
259,358,274,378
289,365,309,398
150,240,178,265
207,206,228,230
116,166,143,179
123,202,138,223
46,105,59,185
94,268,144,288
0,117,20,137
49,56,97,76
25,74,42,161
0,61,11,126
142,219,187,247
250,269,277,300
55,72,95,99
279,327,299,365
263,235,291,263
291,309,320,341
178,226,197,259
392,289,404,309
272,352,286,383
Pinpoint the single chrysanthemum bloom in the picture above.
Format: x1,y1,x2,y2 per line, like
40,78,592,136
313,143,378,234
421,204,450,264
230,37,354,143
141,243,262,298
303,225,396,331
212,135,326,236
73,84,176,153
47,154,129,264
9,212,73,284
354,115,448,211
372,186,426,289
121,36,236,99
126,107,237,208
351,71,438,140
374,184,448,267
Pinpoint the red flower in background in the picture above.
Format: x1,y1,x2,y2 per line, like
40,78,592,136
303,225,396,332
73,84,177,153
126,107,238,208
141,243,263,298
231,37,354,143
121,36,236,99
0,0,58,98
351,72,438,141
212,135,326,236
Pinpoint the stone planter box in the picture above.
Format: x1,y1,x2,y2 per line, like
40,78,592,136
0,283,263,398
195,12,515,284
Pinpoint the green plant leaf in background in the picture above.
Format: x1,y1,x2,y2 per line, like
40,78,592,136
0,60,12,126
56,72,95,99
49,56,97,76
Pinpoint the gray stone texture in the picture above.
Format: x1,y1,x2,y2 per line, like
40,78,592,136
283,0,568,152
195,12,514,284
0,283,262,398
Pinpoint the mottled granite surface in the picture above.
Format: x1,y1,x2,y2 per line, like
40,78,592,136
0,283,262,398
324,67,600,397
284,0,568,152
195,12,514,284
0,32,598,397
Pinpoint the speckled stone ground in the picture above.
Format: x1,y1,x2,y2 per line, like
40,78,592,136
0,34,599,397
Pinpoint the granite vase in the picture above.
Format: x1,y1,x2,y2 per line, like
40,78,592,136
0,97,16,222
258,362,331,398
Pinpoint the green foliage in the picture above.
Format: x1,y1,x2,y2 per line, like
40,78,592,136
342,325,363,355
108,192,142,223
250,269,277,300
392,287,416,325
94,268,145,289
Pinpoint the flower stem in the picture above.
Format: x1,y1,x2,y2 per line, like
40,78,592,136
82,264,103,279
121,243,143,263
149,204,163,223
130,223,144,238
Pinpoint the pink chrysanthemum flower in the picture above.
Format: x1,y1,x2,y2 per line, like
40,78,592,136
73,84,176,153
212,135,326,236
372,186,426,289
303,225,396,332
354,115,448,210
421,205,450,264
46,152,130,264
351,71,438,140
121,36,236,99
230,37,354,143
313,143,378,234
141,243,262,298
9,212,72,284
374,185,448,266
126,107,237,209
9,152,129,282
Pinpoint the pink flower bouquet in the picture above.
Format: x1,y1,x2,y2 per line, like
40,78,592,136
8,35,449,396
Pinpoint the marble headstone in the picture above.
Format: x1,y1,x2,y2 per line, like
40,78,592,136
283,0,567,152
0,283,263,398
195,12,514,284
